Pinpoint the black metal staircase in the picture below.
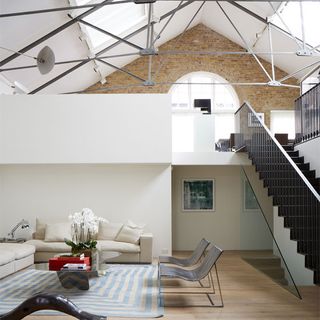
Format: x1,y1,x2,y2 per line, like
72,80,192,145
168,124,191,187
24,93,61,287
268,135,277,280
283,144,320,194
235,102,320,285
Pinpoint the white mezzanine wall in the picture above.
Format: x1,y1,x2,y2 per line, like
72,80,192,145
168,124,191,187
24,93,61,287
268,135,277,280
172,113,235,152
0,94,172,257
0,94,171,164
296,137,320,177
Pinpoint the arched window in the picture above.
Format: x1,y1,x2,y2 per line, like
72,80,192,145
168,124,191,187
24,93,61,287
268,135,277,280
170,71,239,111
170,72,239,152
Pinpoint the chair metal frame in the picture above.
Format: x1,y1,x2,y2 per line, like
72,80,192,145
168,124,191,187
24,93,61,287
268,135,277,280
159,245,224,308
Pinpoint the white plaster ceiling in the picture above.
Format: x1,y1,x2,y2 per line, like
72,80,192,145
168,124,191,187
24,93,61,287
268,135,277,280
0,0,319,94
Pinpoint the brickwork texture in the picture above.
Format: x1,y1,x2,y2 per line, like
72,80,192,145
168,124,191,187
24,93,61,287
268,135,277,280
86,24,299,127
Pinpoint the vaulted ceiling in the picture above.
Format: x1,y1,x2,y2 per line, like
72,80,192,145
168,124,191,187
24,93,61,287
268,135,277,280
0,1,319,94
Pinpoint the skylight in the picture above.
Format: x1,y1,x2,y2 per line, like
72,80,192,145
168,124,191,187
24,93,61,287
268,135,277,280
272,1,320,49
73,0,146,51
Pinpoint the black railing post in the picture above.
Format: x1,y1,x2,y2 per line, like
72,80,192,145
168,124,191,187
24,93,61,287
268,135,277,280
295,83,320,144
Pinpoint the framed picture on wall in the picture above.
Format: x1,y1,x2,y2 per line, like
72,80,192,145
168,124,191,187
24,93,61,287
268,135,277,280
244,180,259,211
182,179,215,211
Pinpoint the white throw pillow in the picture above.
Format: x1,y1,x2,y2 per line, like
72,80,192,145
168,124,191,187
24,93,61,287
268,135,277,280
97,221,123,240
34,217,69,240
44,222,72,242
127,220,146,229
115,222,144,244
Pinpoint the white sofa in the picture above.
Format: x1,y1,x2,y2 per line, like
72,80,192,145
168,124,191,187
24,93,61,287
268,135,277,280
25,219,153,264
0,243,35,279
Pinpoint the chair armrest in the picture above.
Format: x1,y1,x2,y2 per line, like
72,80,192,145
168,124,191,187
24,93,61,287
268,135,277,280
139,233,153,263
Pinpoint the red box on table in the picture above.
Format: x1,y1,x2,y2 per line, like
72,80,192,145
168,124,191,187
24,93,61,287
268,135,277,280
49,256,90,271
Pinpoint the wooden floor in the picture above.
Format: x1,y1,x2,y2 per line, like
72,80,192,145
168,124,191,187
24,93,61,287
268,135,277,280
25,251,320,320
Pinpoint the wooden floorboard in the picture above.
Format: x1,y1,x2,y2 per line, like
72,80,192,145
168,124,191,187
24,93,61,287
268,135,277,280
24,251,320,320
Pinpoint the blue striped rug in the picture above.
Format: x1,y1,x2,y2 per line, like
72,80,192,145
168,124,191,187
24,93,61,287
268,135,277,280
0,264,163,318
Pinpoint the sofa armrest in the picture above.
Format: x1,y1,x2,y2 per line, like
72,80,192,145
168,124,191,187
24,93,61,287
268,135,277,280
139,233,153,263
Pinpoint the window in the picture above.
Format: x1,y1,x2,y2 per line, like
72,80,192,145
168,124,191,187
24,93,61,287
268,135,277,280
270,110,295,140
73,0,146,52
170,72,239,112
170,72,239,151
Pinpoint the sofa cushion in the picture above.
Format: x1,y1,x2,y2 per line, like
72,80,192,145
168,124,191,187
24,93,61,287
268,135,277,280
97,221,123,240
127,220,146,229
97,240,140,253
0,251,15,266
115,223,144,244
25,239,71,252
34,218,69,240
44,222,72,242
0,244,35,260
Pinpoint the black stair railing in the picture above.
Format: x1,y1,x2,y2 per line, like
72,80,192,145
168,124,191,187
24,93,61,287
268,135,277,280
234,101,320,285
295,82,320,144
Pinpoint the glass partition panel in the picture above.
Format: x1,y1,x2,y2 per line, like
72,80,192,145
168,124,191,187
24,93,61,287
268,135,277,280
240,168,301,298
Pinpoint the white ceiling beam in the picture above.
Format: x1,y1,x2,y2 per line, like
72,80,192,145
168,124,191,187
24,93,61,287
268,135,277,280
267,23,276,82
146,4,155,86
146,3,153,49
299,1,306,52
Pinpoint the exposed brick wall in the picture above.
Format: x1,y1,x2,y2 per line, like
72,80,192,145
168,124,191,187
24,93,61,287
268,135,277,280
86,24,299,127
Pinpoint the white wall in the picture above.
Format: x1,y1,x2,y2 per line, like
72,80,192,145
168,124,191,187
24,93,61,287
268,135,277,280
172,113,235,152
0,164,171,257
296,137,320,177
0,94,171,164
193,114,214,151
172,165,242,250
273,208,314,286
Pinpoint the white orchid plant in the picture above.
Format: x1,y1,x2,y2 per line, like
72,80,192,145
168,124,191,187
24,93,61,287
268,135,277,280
65,208,105,255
